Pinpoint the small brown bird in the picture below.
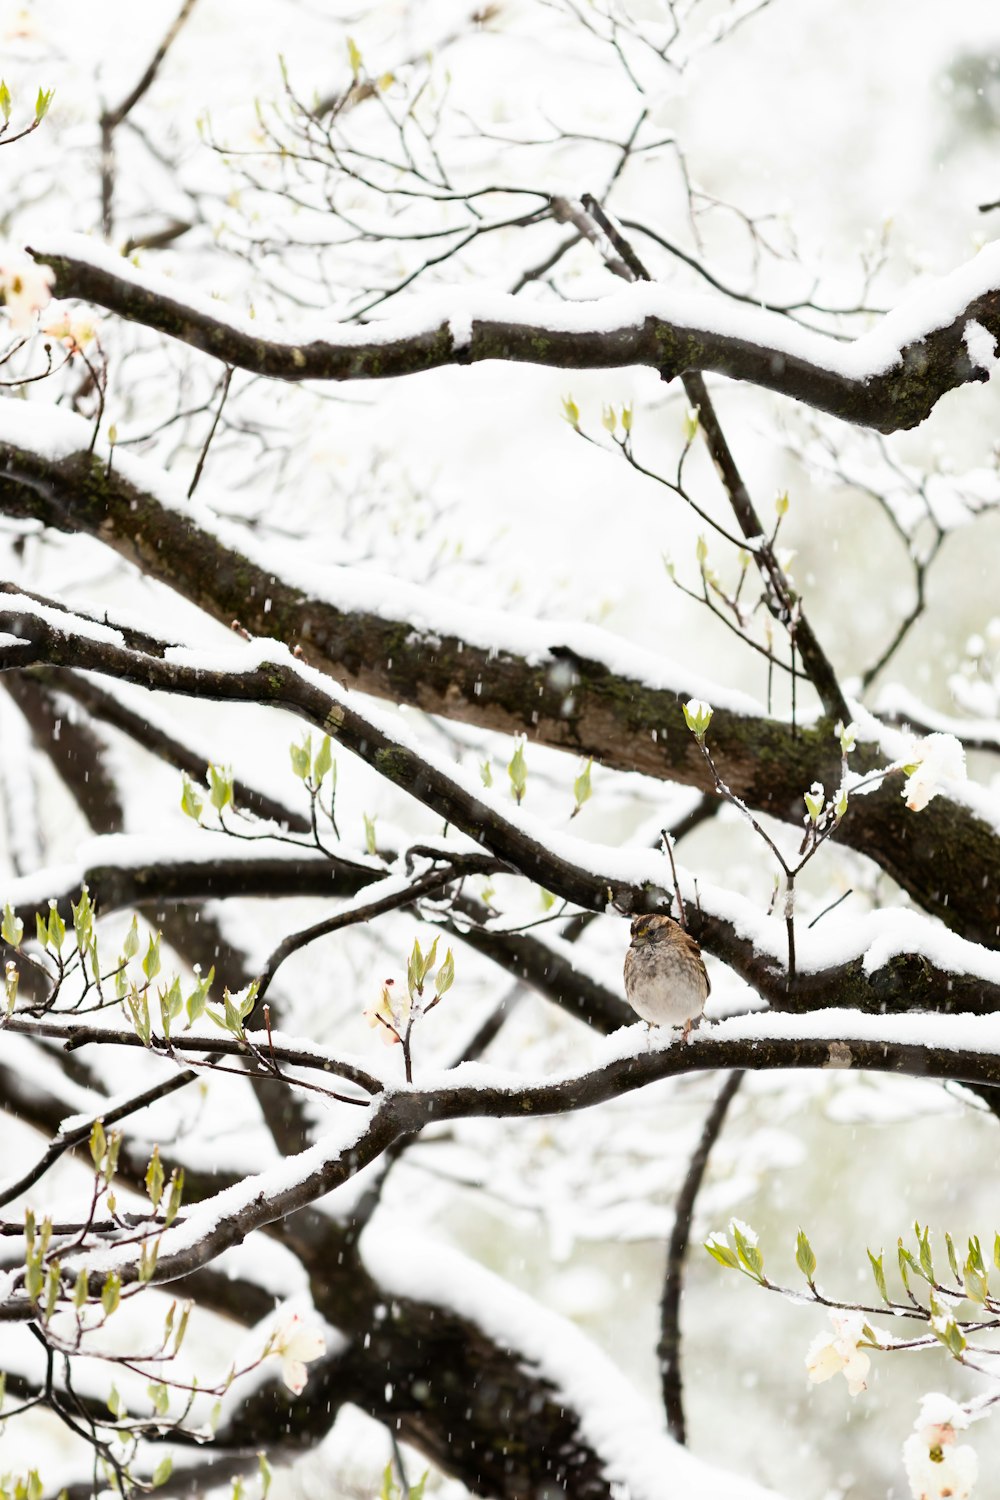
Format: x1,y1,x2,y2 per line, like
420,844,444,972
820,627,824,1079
624,914,710,1041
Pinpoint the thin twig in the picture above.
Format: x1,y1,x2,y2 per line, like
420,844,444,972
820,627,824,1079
188,365,233,497
658,1070,743,1442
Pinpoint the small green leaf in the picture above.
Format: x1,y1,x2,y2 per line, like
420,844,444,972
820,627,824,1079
139,1236,160,1283
917,1223,935,1282
90,1118,107,1171
479,759,493,788
107,1384,123,1419
180,775,204,822
682,698,713,741
732,1223,764,1281
435,948,455,997
186,964,214,1025
101,1271,121,1317
932,1314,967,1357
151,1457,173,1489
34,87,53,122
803,783,824,823
73,1266,88,1309
868,1248,889,1303
147,1381,169,1417
164,1164,185,1224
572,758,592,817
775,490,790,517
795,1228,816,1282
208,763,233,812
105,1131,121,1184
683,405,700,444
508,739,528,805
945,1232,960,1282
123,915,140,961
313,735,333,783
146,1146,164,1210
2,903,23,949
71,887,93,948
160,975,183,1037
142,932,161,982
25,1258,44,1303
46,901,66,955
363,813,378,856
43,1259,61,1319
258,1455,272,1498
836,720,857,755
561,394,580,429
964,1259,988,1305
173,1299,191,1353
0,81,11,122
897,1239,914,1292
289,736,312,780
346,35,363,77
704,1237,740,1271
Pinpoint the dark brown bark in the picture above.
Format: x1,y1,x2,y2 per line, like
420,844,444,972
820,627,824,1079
30,243,1000,432
1,442,998,946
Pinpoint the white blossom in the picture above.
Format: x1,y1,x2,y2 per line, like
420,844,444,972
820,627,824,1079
805,1310,873,1397
41,306,99,351
0,251,53,333
271,1313,326,1395
902,733,967,812
364,974,409,1045
903,1394,977,1500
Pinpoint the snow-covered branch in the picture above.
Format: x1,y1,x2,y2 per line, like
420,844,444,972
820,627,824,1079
3,425,1000,946
28,233,1000,432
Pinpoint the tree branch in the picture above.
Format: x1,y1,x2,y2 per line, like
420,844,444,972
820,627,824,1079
658,1070,743,1442
28,236,1000,432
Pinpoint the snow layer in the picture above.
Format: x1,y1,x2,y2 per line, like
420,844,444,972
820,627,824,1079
361,1218,783,1500
0,401,762,716
30,229,1000,385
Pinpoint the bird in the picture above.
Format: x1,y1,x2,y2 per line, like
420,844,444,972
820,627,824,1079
624,914,710,1042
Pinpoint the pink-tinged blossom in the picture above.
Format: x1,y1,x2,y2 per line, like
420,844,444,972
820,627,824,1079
271,1313,325,1394
363,975,408,1045
902,733,967,811
902,1394,977,1500
0,252,53,333
41,307,99,352
805,1310,876,1397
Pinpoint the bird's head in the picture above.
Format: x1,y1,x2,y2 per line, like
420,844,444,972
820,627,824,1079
629,913,666,945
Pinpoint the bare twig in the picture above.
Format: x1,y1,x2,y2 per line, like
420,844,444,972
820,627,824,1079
659,1070,743,1442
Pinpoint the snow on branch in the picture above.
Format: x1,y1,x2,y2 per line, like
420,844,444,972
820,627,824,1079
8,1007,1000,1323
3,417,1000,944
28,232,1000,432
4,590,1000,956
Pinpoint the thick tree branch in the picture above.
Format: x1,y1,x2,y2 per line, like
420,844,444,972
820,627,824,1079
3,593,999,959
7,1012,1000,1324
0,448,997,943
28,236,1000,432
